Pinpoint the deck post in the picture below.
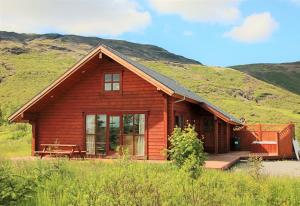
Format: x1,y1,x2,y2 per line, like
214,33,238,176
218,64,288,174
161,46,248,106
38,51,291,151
276,132,280,156
259,124,262,141
226,123,230,152
214,116,219,154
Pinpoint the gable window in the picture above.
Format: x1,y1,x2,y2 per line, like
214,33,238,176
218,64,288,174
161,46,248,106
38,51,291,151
104,73,120,91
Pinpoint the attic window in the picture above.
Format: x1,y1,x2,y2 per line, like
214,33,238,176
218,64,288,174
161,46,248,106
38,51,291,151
104,73,120,91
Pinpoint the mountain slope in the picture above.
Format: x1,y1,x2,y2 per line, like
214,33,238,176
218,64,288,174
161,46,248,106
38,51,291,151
0,31,201,64
232,62,300,95
0,31,299,156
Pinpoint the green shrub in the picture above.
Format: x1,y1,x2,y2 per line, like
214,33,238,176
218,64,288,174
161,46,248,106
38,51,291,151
168,124,206,178
0,160,37,205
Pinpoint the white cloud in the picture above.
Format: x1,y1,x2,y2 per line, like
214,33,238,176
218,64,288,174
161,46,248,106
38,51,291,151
0,0,151,36
148,0,241,23
183,30,194,36
224,12,278,43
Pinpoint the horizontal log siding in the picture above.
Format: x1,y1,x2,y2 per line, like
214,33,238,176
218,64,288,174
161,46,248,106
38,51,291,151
37,58,166,160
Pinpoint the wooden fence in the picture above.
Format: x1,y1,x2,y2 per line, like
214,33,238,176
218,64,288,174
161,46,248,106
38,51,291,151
234,123,295,158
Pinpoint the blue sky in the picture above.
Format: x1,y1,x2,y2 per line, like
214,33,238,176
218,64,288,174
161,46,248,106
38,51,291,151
1,0,300,66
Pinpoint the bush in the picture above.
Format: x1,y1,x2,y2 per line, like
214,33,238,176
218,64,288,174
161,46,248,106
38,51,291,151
0,160,37,205
168,124,206,178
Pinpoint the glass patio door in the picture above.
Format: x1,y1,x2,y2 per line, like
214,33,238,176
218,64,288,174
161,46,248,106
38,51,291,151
86,113,145,157
122,114,145,156
123,114,134,155
108,115,121,154
86,114,107,156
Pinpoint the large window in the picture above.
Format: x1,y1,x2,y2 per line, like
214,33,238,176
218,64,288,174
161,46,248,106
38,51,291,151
104,73,120,91
86,113,145,157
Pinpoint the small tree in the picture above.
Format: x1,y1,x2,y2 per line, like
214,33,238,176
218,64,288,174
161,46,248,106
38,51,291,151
248,155,264,180
168,124,206,179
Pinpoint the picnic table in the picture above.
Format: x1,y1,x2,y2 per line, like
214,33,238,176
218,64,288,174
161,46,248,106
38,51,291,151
35,144,86,159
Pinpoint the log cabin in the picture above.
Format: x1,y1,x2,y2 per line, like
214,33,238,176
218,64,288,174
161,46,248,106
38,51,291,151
9,45,243,160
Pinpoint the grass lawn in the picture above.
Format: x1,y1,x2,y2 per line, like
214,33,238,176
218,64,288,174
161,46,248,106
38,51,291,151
0,125,31,158
1,159,300,206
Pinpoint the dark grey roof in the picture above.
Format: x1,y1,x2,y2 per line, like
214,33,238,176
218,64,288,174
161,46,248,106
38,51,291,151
103,45,242,124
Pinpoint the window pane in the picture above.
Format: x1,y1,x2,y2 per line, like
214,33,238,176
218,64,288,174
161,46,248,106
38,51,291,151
104,83,112,91
105,74,112,82
86,135,95,155
113,74,120,81
109,116,120,151
134,114,145,135
86,115,95,134
135,135,144,156
96,115,106,132
96,114,106,155
175,115,183,128
124,135,134,155
112,83,120,91
123,114,133,135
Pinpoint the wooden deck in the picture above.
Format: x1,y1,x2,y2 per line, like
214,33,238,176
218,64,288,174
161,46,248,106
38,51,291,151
204,151,251,170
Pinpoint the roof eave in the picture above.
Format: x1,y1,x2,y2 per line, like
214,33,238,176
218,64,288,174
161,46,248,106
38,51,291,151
172,93,242,125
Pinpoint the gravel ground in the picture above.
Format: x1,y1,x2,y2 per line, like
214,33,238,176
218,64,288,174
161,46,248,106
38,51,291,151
261,161,300,177
233,160,300,177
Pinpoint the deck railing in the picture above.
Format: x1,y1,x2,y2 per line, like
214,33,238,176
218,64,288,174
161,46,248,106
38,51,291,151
235,123,295,158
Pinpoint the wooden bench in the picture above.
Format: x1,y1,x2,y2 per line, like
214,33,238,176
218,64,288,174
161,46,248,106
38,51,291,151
35,144,86,159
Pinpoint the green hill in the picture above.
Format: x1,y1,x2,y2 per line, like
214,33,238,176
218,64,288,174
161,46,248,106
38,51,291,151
232,62,300,95
0,31,299,157
0,31,200,64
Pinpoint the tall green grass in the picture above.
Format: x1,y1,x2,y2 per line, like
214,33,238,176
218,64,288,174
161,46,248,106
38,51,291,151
0,124,31,158
1,159,300,206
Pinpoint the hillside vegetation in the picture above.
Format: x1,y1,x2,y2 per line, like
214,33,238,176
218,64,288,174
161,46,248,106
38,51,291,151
0,32,300,157
232,62,300,95
0,31,200,64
